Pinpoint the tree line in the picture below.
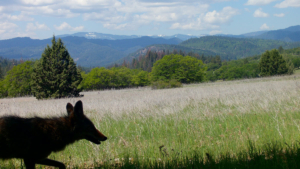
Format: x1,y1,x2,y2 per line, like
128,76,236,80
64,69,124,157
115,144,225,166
0,36,299,99
113,49,222,72
206,47,297,81
0,57,22,79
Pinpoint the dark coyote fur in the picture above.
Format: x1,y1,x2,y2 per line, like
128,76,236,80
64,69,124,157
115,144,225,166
0,100,107,169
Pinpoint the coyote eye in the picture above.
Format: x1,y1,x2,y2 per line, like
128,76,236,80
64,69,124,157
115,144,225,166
84,119,96,129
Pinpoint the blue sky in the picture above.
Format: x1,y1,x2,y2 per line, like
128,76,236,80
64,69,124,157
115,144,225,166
0,0,299,40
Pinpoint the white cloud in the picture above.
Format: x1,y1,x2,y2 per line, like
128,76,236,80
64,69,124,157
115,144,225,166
103,23,136,30
26,22,50,31
20,0,60,6
260,23,270,30
0,6,4,12
67,0,118,8
274,13,285,17
83,1,210,30
54,22,84,31
170,6,239,30
253,8,269,17
0,22,35,40
22,6,80,18
0,22,18,31
204,6,239,24
0,1,240,36
275,0,300,8
83,12,128,24
245,0,277,5
170,21,219,30
0,13,34,21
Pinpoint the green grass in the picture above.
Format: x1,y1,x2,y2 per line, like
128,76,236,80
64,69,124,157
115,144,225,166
294,69,300,74
41,110,300,168
1,77,300,168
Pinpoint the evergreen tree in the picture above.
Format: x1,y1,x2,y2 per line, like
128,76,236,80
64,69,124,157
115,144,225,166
31,36,82,99
259,51,271,76
0,64,2,79
278,46,284,53
270,49,288,75
259,49,288,76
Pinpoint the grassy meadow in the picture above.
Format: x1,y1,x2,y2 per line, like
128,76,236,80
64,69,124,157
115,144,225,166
1,75,300,168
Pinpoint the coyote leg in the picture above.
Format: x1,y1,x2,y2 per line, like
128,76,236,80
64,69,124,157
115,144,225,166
36,158,66,169
23,159,35,169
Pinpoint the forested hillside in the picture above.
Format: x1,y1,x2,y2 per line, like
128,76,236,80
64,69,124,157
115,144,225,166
120,44,218,64
180,36,300,59
0,57,20,78
219,25,300,42
255,25,300,42
116,50,221,72
124,36,300,63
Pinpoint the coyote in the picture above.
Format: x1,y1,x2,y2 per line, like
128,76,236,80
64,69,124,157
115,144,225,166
0,100,107,169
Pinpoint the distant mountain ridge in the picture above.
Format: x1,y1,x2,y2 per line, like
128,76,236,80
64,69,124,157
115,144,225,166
218,25,300,42
180,36,300,58
255,25,300,42
56,25,300,42
0,36,182,67
1,25,300,67
56,32,141,40
56,32,202,41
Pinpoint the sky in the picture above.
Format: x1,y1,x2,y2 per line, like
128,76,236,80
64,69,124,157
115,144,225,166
0,0,299,40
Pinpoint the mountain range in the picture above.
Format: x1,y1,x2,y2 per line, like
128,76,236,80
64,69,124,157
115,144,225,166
121,36,300,64
57,32,200,41
1,25,300,67
0,36,181,67
218,25,300,42
58,25,300,42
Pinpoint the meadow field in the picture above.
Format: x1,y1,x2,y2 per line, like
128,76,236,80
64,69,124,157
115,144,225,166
1,75,300,168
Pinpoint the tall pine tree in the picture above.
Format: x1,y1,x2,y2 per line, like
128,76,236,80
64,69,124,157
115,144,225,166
31,36,82,99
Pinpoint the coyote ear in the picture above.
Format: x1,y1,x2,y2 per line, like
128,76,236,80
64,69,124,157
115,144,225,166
66,103,74,115
74,100,84,117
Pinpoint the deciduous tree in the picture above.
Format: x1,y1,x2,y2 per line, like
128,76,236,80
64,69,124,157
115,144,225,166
3,61,34,97
151,54,207,83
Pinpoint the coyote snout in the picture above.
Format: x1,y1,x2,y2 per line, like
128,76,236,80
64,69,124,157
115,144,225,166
0,100,107,169
85,129,107,145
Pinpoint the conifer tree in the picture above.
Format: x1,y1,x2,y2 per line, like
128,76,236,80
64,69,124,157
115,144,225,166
31,36,82,99
259,49,288,76
0,65,2,79
259,50,271,76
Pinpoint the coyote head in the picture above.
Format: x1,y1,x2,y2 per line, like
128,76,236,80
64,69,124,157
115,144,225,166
66,100,107,144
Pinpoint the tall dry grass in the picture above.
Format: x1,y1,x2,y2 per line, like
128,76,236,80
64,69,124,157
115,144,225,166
1,75,299,119
1,75,300,168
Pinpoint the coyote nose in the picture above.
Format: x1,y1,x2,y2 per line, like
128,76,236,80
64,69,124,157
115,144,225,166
102,137,107,141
